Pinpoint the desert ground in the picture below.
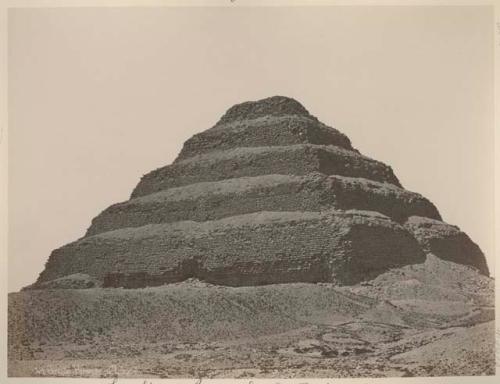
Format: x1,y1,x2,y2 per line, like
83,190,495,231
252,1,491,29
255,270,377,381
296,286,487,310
8,255,495,378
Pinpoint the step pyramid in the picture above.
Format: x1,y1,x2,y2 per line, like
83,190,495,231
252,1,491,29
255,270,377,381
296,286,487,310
29,96,489,290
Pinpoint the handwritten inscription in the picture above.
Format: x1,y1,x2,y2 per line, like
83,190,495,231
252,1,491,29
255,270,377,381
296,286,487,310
106,379,333,384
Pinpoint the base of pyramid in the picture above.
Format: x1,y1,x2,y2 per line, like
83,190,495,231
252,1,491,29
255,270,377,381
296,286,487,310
9,256,494,378
34,209,425,289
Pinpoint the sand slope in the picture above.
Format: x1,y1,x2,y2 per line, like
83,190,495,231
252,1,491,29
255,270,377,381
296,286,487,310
8,257,495,378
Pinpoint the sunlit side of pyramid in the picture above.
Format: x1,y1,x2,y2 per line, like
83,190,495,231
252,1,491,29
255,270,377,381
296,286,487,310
28,96,489,290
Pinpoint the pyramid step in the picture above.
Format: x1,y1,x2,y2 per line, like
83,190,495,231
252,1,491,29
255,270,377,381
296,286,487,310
87,174,440,236
404,216,489,276
131,144,401,198
177,115,353,161
35,210,425,289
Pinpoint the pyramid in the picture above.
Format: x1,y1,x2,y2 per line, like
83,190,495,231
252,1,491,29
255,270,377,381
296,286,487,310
29,96,489,290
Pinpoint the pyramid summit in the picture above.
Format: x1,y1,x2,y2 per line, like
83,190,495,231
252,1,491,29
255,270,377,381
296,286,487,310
217,96,313,124
175,95,354,162
28,96,489,290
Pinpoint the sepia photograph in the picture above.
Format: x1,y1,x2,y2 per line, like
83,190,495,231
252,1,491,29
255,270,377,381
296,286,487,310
2,1,498,382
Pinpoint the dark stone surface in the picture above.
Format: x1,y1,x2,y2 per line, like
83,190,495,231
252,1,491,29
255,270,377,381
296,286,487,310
177,115,354,161
29,96,490,289
131,144,401,198
216,96,311,125
405,216,489,276
87,174,440,236
34,210,425,288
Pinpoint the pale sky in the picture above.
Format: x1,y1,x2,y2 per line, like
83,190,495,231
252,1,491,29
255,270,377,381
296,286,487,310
8,6,494,292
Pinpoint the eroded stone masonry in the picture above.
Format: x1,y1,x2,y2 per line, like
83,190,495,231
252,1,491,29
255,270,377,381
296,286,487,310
28,96,489,289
